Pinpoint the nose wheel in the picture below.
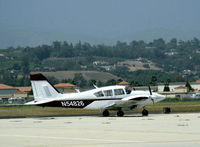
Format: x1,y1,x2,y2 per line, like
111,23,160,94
142,109,149,116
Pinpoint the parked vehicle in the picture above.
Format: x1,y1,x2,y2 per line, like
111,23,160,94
8,97,25,104
192,93,200,98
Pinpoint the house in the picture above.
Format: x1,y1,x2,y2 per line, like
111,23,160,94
93,61,109,66
157,81,200,98
14,87,32,98
118,81,129,86
0,84,17,98
0,54,5,57
0,84,18,103
174,86,188,93
54,83,76,93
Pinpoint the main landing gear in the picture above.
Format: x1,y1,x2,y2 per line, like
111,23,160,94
102,110,124,117
102,108,149,117
102,110,110,117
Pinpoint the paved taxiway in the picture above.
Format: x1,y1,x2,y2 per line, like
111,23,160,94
0,113,200,147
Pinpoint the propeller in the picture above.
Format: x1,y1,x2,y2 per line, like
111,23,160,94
148,86,154,104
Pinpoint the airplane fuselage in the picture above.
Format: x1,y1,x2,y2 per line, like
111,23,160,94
27,73,166,116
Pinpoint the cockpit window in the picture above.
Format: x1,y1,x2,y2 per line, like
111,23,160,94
94,91,104,97
114,89,125,95
125,86,132,94
103,90,113,96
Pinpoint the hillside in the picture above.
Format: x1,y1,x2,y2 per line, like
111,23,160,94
32,71,121,82
1,38,200,86
117,59,161,71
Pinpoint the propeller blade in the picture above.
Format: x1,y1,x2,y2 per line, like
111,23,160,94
148,86,154,104
148,86,152,95
151,97,154,104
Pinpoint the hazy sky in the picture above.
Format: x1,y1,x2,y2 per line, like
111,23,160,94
0,0,200,47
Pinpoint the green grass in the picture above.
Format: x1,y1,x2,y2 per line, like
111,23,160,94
0,101,200,118
0,106,99,118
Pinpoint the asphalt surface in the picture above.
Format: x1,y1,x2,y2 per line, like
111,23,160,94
0,113,200,147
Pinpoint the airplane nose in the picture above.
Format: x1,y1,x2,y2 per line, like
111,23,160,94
154,93,166,102
151,93,166,103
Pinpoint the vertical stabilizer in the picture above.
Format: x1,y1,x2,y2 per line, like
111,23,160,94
30,73,60,101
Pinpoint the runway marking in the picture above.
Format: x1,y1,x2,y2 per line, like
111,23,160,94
0,134,142,143
1,134,200,145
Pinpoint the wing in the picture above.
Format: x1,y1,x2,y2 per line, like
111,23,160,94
105,95,149,110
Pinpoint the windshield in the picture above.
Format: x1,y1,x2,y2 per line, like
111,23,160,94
125,86,132,94
94,91,104,97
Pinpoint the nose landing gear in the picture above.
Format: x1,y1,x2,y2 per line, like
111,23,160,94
142,108,149,116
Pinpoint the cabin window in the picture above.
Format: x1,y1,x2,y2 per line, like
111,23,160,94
103,90,113,96
114,89,125,95
94,91,104,97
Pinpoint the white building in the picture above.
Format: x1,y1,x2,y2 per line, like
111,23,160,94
158,82,200,93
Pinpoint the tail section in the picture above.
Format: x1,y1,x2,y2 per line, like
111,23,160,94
30,73,60,101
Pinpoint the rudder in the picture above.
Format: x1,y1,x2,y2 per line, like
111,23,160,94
30,73,60,101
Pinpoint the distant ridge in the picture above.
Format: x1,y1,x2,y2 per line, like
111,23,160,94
32,71,121,82
1,27,200,48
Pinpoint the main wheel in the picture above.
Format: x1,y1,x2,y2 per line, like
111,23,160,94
142,109,149,116
117,110,124,117
102,110,110,117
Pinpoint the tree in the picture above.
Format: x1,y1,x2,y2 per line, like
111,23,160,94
89,79,97,86
185,81,194,92
106,79,117,86
73,73,87,87
152,38,165,50
150,76,157,86
167,38,177,49
130,80,141,87
163,83,170,92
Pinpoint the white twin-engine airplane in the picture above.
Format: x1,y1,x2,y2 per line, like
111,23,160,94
26,73,166,117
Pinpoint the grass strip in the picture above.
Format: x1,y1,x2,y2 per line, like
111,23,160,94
0,101,200,118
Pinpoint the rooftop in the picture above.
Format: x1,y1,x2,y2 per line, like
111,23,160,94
15,87,32,92
174,86,188,89
0,84,15,89
54,83,75,88
118,81,130,85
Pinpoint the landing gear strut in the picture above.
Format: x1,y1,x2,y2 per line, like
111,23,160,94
117,110,124,117
102,110,110,117
142,109,149,116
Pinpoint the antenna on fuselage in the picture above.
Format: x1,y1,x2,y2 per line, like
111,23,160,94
75,89,80,93
93,84,98,89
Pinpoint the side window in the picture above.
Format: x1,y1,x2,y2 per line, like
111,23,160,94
103,90,113,96
94,91,104,97
114,89,125,96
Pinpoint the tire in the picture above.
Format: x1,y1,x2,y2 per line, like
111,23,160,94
117,110,124,117
163,107,171,114
142,109,149,116
102,110,110,117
